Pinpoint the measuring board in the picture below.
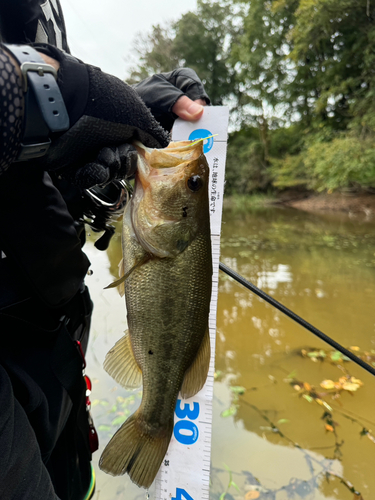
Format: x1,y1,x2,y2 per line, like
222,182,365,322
154,106,229,500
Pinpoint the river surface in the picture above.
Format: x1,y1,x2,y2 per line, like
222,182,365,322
84,205,375,500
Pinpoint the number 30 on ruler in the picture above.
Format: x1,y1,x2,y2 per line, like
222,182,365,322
172,399,200,500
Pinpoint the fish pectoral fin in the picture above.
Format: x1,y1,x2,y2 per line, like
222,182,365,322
180,326,210,399
103,331,142,390
99,410,173,488
104,254,151,290
118,259,125,297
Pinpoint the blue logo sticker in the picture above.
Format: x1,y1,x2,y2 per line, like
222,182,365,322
189,129,214,153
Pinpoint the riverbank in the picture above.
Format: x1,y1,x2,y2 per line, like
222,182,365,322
224,191,375,215
281,191,375,214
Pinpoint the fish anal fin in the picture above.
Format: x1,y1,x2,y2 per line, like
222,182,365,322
103,331,142,390
104,254,151,290
99,411,173,489
180,327,210,399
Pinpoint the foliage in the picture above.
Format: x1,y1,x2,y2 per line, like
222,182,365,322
127,0,241,105
128,0,375,194
271,133,375,191
225,127,270,194
127,23,179,84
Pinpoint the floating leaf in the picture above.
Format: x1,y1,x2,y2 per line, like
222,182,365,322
111,414,128,426
230,481,240,492
214,370,223,380
108,404,117,413
307,351,319,359
303,394,313,403
342,382,361,392
277,419,290,425
245,492,260,500
303,382,312,391
331,351,350,362
316,398,332,411
307,349,326,360
98,425,111,432
325,424,334,432
320,380,336,390
350,346,361,351
93,399,109,407
330,351,343,362
221,405,238,418
230,386,246,395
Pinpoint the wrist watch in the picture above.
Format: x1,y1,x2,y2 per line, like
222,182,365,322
3,44,69,161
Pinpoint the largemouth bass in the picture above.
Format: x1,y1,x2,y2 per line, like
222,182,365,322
99,139,212,488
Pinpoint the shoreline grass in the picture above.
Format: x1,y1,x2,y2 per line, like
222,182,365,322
223,193,277,211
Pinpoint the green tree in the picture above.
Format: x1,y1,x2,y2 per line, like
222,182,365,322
127,23,180,84
127,0,241,105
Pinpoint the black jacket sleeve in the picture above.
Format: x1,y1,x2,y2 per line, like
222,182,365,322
0,365,59,499
0,0,70,51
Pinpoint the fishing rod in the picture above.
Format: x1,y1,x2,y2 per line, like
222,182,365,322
219,262,375,377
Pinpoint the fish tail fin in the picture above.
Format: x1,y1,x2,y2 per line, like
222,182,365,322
99,411,173,489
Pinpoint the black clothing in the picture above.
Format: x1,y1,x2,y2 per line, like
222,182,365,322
0,1,94,499
0,49,24,173
0,0,70,52
0,164,90,308
0,286,93,500
134,68,211,131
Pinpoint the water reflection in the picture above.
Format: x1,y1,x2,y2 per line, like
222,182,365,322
85,205,375,499
215,206,375,499
257,263,293,290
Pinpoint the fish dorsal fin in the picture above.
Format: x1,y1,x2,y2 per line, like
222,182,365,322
104,254,151,291
103,331,142,390
180,326,210,399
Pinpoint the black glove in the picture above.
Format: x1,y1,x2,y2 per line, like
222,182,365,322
133,68,210,132
33,44,169,188
65,143,138,188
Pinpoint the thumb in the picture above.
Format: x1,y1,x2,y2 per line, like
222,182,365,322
172,96,206,121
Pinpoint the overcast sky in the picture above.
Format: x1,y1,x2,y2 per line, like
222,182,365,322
62,0,197,80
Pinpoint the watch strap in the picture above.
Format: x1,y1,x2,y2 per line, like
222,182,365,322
3,44,70,161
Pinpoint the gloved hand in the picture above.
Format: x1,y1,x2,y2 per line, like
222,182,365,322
133,68,210,132
33,44,170,188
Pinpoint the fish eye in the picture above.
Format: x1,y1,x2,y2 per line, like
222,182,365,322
187,175,203,192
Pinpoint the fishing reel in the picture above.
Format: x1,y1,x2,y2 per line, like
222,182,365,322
82,180,132,251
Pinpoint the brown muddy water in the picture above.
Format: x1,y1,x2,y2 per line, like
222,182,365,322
84,205,375,500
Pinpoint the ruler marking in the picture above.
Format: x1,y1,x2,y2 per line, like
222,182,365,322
155,107,228,500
